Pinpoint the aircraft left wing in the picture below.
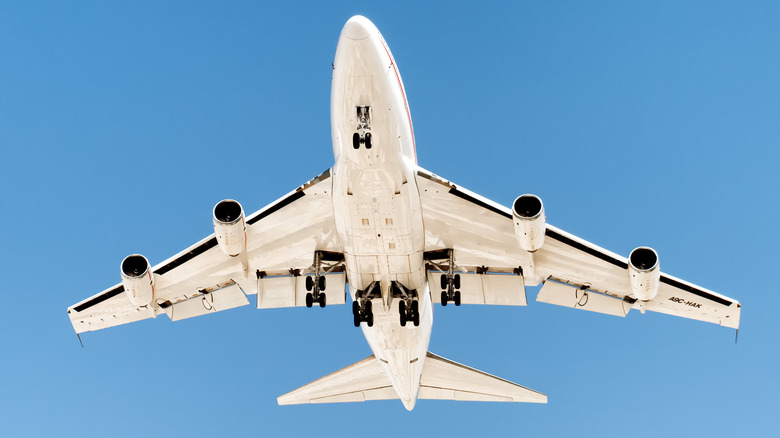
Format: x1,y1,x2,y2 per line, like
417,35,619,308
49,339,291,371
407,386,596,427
415,167,741,329
68,169,345,334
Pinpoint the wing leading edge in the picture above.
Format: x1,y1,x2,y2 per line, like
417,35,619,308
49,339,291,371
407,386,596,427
68,169,345,334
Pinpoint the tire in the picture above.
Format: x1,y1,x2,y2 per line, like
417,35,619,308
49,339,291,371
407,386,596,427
440,274,447,290
367,312,374,327
411,300,419,316
318,293,327,308
454,290,461,306
399,300,407,326
353,132,360,149
441,291,448,306
413,311,420,327
305,293,313,308
365,132,372,149
319,275,326,291
365,299,372,314
305,276,314,291
352,301,360,316
454,274,461,290
354,313,361,327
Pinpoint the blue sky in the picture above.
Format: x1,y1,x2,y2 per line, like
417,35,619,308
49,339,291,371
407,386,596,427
1,1,778,436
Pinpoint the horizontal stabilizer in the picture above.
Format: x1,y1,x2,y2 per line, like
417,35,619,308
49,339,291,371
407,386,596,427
419,352,547,403
278,352,546,408
277,355,396,405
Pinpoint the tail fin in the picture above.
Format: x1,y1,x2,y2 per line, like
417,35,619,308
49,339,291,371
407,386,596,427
277,352,546,408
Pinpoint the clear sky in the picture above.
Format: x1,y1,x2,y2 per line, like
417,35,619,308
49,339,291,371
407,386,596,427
1,1,778,436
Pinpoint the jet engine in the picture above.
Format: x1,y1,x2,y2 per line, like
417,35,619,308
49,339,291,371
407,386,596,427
628,246,660,301
512,194,546,252
213,199,246,257
121,254,154,307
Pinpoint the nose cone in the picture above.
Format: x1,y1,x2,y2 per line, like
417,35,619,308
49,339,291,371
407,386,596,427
342,15,374,40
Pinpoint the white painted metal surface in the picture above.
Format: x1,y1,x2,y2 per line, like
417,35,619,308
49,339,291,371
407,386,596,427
66,15,742,411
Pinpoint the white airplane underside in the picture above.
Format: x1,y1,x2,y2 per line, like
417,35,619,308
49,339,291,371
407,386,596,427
67,16,741,411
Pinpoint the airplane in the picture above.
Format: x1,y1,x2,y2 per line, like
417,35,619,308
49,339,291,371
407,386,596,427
67,15,741,411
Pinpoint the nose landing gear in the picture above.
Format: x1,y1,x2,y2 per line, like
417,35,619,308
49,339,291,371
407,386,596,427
352,106,372,149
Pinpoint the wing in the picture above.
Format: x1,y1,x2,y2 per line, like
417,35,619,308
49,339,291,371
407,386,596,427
415,167,741,329
68,169,345,334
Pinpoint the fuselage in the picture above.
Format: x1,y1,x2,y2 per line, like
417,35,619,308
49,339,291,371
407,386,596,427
330,16,431,410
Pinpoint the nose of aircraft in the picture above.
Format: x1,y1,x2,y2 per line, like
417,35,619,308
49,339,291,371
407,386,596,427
342,15,373,40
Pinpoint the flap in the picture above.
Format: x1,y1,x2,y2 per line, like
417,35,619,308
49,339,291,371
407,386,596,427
258,272,347,309
163,283,249,321
537,280,632,317
426,271,526,306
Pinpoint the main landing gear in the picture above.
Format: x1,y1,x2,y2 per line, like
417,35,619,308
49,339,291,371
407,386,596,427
440,273,462,307
425,249,462,306
352,282,379,327
352,106,372,149
305,251,330,308
392,282,420,327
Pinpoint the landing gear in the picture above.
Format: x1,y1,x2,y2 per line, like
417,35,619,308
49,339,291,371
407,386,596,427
305,251,331,308
431,249,462,306
393,282,419,327
352,106,372,149
352,282,378,327
440,273,462,306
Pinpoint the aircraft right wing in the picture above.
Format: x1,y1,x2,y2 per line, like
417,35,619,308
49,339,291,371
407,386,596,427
415,167,740,329
68,169,346,334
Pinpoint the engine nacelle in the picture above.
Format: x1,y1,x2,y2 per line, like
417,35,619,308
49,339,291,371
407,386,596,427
628,246,660,301
512,194,546,252
213,199,246,257
121,254,154,307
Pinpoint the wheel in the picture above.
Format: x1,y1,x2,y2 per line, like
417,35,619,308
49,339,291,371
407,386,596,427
399,300,407,326
440,274,447,290
454,274,461,289
318,275,326,291
353,132,360,149
365,299,372,314
305,276,314,291
413,310,420,327
305,293,313,308
354,313,361,327
352,301,360,316
365,132,372,149
367,311,374,327
318,293,327,308
441,291,448,306
411,301,420,326
454,290,461,306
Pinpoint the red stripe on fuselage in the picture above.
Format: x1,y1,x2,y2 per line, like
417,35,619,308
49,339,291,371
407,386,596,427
380,39,417,164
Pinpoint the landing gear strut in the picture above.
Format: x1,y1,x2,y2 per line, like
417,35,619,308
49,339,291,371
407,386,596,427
352,282,379,327
305,252,329,308
428,249,462,306
392,282,420,327
352,106,372,149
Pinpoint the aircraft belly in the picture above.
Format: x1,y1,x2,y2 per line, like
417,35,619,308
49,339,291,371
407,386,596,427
329,16,430,409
